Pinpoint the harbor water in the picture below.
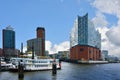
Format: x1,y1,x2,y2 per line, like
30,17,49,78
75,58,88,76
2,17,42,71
0,62,120,80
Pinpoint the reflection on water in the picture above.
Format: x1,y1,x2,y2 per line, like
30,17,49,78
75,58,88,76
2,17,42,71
52,75,57,80
1,62,120,80
19,78,24,80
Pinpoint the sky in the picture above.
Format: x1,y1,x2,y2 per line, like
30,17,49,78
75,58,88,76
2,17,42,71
0,0,120,56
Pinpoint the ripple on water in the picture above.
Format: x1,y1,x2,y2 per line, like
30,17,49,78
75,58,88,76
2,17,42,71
1,62,120,80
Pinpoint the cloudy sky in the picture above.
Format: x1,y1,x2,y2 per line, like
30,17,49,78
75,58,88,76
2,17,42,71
0,0,120,56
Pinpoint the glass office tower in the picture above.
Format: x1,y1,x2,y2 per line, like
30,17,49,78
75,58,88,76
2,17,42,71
3,26,15,57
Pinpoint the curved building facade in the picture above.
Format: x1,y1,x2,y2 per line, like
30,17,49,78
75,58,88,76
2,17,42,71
70,13,101,61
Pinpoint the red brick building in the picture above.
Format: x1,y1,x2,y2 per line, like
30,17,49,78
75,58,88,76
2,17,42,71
70,14,101,61
70,45,101,61
36,27,45,56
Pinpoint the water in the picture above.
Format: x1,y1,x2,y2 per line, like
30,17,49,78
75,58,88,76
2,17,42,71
0,62,120,80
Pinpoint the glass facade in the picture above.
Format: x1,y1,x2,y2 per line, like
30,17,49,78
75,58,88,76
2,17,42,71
27,38,42,56
70,13,101,49
88,20,101,49
78,14,88,45
2,26,16,57
3,27,15,49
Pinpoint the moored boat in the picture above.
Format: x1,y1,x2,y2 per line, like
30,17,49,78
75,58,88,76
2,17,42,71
9,58,61,72
0,58,13,71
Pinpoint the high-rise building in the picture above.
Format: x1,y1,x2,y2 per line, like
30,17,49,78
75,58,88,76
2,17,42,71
70,13,101,61
27,27,45,56
2,26,15,57
36,27,45,56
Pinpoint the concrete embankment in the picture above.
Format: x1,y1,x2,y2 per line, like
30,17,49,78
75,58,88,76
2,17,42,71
61,59,109,64
77,60,108,64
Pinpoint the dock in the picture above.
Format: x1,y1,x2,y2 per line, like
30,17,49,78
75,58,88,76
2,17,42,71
78,60,108,64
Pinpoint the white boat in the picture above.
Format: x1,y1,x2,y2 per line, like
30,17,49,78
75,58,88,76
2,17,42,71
0,58,13,71
9,58,61,72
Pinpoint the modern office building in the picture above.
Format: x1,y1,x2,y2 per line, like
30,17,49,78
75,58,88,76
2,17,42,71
2,26,16,57
27,38,42,56
27,27,45,56
70,13,101,61
36,27,45,56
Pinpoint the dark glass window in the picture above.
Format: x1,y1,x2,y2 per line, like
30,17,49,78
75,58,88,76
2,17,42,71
89,51,91,53
80,48,84,52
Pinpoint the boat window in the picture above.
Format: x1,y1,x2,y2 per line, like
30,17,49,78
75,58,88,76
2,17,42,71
38,61,47,63
35,65,48,67
50,61,54,63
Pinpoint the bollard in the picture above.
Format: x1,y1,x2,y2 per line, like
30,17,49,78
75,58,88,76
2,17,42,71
52,60,57,75
18,60,24,79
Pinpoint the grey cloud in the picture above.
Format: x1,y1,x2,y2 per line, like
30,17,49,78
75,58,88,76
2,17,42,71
106,28,120,46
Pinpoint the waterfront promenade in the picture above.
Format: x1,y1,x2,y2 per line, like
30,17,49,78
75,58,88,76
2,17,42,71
0,62,120,80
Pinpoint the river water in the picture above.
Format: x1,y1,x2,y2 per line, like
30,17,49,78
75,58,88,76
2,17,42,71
0,62,120,80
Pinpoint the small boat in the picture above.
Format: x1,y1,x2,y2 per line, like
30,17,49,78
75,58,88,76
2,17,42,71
9,58,61,72
0,59,13,71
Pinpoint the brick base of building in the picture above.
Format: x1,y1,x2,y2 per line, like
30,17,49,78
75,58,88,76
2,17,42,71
70,45,101,61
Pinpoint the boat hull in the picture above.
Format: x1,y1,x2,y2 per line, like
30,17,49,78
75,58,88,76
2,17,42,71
9,67,61,72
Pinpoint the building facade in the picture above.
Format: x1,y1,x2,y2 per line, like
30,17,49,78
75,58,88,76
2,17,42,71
2,26,16,57
57,51,70,60
36,27,45,56
27,38,42,56
70,13,101,61
27,27,45,56
101,50,108,60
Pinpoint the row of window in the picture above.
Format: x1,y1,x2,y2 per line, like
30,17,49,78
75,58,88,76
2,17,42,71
34,65,48,67
27,60,48,63
27,65,48,67
79,48,100,53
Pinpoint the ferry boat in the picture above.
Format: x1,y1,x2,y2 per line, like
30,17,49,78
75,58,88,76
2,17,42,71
9,58,61,72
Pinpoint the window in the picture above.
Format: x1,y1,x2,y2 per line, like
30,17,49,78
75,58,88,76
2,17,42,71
89,51,91,53
80,48,84,52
